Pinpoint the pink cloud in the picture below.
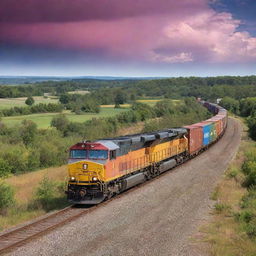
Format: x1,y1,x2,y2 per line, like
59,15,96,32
1,0,256,64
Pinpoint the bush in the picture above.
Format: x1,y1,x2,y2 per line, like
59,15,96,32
0,181,15,214
34,177,68,211
25,96,35,106
0,158,12,177
1,144,29,174
242,160,256,187
235,210,254,223
247,117,256,141
51,114,69,133
214,203,231,214
240,187,256,209
35,177,56,211
20,120,37,146
227,168,239,179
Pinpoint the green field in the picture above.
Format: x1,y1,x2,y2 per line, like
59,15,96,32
0,96,58,110
2,107,127,129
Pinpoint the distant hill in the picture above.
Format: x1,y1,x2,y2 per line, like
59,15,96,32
0,76,165,85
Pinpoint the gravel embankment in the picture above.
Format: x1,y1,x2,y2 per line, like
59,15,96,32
8,118,241,256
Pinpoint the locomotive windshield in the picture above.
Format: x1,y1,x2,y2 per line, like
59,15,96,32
70,149,87,159
70,149,108,159
88,150,108,159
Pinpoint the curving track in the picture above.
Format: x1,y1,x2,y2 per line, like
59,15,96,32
2,117,241,256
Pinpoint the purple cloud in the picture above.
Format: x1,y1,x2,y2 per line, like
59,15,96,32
0,0,206,22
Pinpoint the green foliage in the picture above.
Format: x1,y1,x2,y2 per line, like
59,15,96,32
0,144,29,174
242,160,256,187
20,120,37,146
240,98,256,117
0,103,63,117
154,99,175,117
240,187,256,209
235,187,256,239
114,90,126,105
214,203,231,214
34,177,68,211
142,98,210,132
62,93,101,114
0,181,15,213
0,159,12,178
220,96,240,114
227,168,239,179
35,177,56,211
25,96,35,106
59,94,69,104
248,117,256,141
51,114,69,134
237,153,256,239
210,187,220,201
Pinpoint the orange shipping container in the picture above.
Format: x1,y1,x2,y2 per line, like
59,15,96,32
184,124,203,155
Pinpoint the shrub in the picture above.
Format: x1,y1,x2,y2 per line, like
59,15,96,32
35,177,56,211
240,187,256,209
34,177,68,211
1,144,29,174
245,220,256,238
0,181,15,214
214,203,231,214
0,158,12,177
51,114,69,133
227,168,239,179
242,161,256,176
235,210,254,223
25,96,35,106
20,120,37,146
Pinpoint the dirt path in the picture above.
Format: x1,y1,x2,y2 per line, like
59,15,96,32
9,118,242,256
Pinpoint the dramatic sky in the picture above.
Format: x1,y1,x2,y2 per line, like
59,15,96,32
0,0,256,77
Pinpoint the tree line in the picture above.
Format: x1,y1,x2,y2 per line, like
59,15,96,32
0,103,64,117
1,76,256,100
220,97,256,140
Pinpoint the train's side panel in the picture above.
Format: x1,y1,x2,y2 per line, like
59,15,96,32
202,121,217,143
193,122,212,146
104,147,149,182
148,138,188,163
207,118,222,136
184,125,203,155
104,138,188,182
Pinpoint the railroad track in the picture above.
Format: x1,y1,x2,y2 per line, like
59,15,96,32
0,206,95,255
0,183,145,255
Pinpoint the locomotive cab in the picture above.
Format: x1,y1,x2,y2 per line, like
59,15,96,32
66,141,118,204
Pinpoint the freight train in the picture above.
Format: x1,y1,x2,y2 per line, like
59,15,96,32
66,101,228,204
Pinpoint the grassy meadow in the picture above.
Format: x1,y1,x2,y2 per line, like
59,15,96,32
0,165,68,230
1,107,127,128
0,96,59,110
0,98,174,128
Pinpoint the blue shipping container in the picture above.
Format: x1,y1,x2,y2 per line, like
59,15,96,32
193,122,212,146
202,124,211,146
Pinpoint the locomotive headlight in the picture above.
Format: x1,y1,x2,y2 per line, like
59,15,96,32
83,164,88,170
92,176,98,182
70,176,76,181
